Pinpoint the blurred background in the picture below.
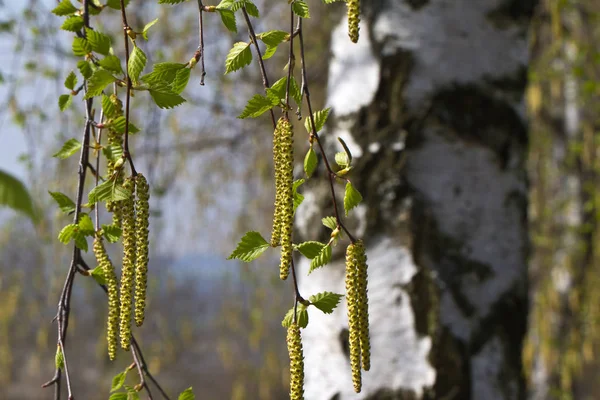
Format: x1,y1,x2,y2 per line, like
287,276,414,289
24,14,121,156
0,0,599,399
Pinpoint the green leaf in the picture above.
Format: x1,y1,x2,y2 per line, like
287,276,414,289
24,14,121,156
111,371,127,392
53,138,81,159
238,94,277,119
344,182,362,216
158,0,188,3
295,241,326,259
64,71,77,91
109,393,128,400
217,9,237,33
77,60,93,79
224,42,252,74
178,387,195,400
216,0,235,9
142,18,159,40
49,191,76,214
110,116,140,134
281,304,309,328
106,0,130,9
74,231,88,252
102,95,119,118
141,63,186,86
128,46,147,84
262,45,277,60
99,55,123,74
58,94,72,112
52,0,78,16
103,144,123,162
227,231,269,262
293,179,305,212
171,68,191,94
322,216,337,230
244,1,259,17
102,224,122,243
58,224,77,244
88,180,132,204
78,214,95,236
292,0,310,18
61,15,84,32
72,37,91,56
90,266,106,285
55,346,64,369
268,76,301,105
337,137,353,164
304,147,317,178
309,292,343,314
304,107,331,133
0,170,36,222
335,151,349,168
148,83,186,109
85,28,111,56
85,69,117,99
309,244,332,273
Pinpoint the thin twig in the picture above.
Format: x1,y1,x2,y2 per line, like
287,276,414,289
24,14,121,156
131,344,153,399
196,0,206,85
119,0,137,176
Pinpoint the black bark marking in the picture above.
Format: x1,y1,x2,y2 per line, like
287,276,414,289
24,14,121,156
340,328,350,359
404,0,429,11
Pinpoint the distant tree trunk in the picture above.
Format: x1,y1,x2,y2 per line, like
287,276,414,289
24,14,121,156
296,1,537,399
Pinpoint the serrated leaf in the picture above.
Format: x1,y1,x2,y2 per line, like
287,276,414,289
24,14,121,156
304,147,317,177
78,213,95,235
58,224,77,244
142,18,159,40
52,0,78,16
148,83,186,109
102,95,119,118
309,292,343,314
77,60,93,79
49,191,76,214
344,182,362,216
73,231,88,252
72,37,91,56
293,179,305,212
111,371,127,392
178,387,195,400
238,94,276,119
58,94,72,112
85,69,117,99
262,45,277,60
244,1,259,17
295,241,326,259
281,304,309,328
61,15,84,32
217,9,236,33
128,46,147,84
110,116,140,134
227,231,269,262
268,76,301,105
99,55,123,74
309,244,332,273
224,42,252,74
85,28,111,56
141,62,186,86
55,346,64,369
292,0,310,18
0,170,36,222
90,266,106,285
322,216,337,230
304,107,331,133
64,71,77,91
109,393,128,400
103,144,123,162
171,68,191,94
53,138,81,159
216,0,235,9
335,151,349,168
88,180,131,204
102,224,122,243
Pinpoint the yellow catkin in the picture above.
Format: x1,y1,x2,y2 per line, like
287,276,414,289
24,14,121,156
93,235,120,360
347,0,360,43
345,242,362,392
277,117,294,280
287,324,305,400
119,177,136,350
134,173,150,327
354,240,371,371
106,129,124,227
271,121,283,247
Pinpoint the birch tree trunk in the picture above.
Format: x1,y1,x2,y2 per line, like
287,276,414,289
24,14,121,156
296,1,537,399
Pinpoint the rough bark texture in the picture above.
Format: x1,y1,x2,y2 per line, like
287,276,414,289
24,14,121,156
295,1,537,399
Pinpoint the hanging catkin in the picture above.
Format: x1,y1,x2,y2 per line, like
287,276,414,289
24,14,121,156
134,173,150,327
271,119,283,247
354,240,370,371
287,323,305,400
347,0,360,43
275,117,294,280
119,176,136,350
345,241,362,392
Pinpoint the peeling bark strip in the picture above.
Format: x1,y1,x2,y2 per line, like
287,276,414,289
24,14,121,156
296,0,536,399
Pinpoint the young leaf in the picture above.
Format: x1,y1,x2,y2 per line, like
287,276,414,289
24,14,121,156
85,28,111,56
111,371,127,392
78,214,95,236
293,179,305,212
128,46,147,84
103,144,123,162
243,1,260,17
142,18,159,40
224,42,252,74
344,182,362,216
281,304,309,328
53,138,82,159
58,94,72,112
102,224,122,243
99,55,123,74
88,180,131,204
106,0,130,9
217,9,236,33
141,62,186,86
110,116,140,134
309,292,343,314
73,231,88,252
72,37,91,56
178,387,195,400
90,266,106,285
304,107,331,133
148,83,186,109
64,71,77,91
337,136,353,164
85,70,117,99
171,68,191,95
108,393,128,400
304,147,317,178
295,241,326,259
292,0,310,18
52,0,78,16
49,191,76,214
61,15,84,32
262,45,277,60
238,94,277,119
0,170,36,222
77,60,93,79
227,231,270,262
335,151,349,168
58,224,77,244
55,346,64,369
322,216,337,231
257,30,288,47
268,76,301,105
216,0,235,9
309,244,332,273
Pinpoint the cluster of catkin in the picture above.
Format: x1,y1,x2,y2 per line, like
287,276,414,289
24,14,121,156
345,240,370,392
271,117,295,280
92,173,150,360
347,0,360,43
106,94,125,227
287,324,305,400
